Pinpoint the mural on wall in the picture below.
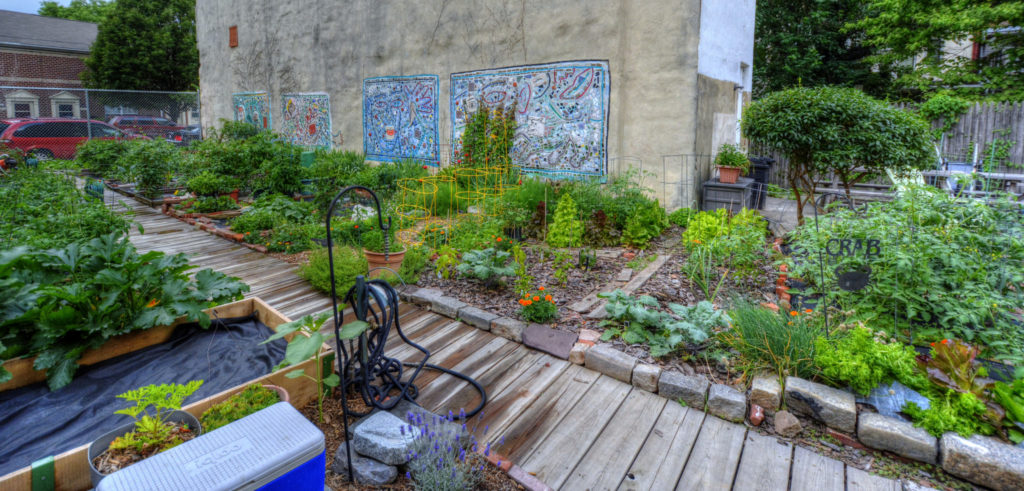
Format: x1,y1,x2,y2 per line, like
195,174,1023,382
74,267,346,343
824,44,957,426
451,60,610,177
280,93,332,148
232,92,271,129
362,75,440,164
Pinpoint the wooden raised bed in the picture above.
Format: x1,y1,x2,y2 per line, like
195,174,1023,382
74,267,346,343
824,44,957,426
0,297,331,491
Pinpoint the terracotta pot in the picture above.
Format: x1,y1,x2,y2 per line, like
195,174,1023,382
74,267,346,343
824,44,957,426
718,166,743,184
364,248,406,279
263,384,290,404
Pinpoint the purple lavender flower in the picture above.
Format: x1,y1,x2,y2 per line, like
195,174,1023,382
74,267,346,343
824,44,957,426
400,426,405,436
497,459,502,467
461,422,467,431
406,471,411,480
472,443,478,452
459,408,466,420
434,442,440,451
501,435,506,445
459,448,466,461
484,424,489,435
485,442,491,457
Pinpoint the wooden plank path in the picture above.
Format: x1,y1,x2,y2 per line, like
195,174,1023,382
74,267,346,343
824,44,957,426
120,199,902,490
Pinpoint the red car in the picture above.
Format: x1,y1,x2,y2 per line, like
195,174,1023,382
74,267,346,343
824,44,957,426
108,115,186,138
0,118,142,160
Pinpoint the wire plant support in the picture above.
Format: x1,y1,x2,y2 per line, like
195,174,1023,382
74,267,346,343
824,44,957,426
324,185,487,483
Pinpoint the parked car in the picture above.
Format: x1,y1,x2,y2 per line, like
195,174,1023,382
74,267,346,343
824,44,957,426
166,125,202,147
108,115,186,138
0,118,144,160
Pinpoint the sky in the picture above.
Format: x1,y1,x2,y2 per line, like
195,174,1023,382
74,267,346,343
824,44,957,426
2,0,71,14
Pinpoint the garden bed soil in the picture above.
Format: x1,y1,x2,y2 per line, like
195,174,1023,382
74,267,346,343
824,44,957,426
90,421,198,475
302,392,522,491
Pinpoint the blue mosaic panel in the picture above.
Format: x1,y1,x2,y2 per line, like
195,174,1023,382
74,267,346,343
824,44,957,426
363,75,440,164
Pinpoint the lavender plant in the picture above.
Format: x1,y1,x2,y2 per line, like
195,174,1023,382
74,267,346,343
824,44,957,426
402,408,504,490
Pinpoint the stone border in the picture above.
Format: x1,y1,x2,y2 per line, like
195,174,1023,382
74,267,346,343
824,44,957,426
398,285,1024,490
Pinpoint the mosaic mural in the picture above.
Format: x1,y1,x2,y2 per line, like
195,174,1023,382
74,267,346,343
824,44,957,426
362,75,440,164
232,92,271,129
451,60,610,177
280,93,332,148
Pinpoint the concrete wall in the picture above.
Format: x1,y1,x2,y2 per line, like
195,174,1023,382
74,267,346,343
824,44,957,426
196,0,753,208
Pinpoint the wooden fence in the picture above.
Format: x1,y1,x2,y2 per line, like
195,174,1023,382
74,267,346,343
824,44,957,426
752,101,1024,189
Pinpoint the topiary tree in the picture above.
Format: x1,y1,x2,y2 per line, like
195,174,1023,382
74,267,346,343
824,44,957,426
742,86,933,224
547,193,584,248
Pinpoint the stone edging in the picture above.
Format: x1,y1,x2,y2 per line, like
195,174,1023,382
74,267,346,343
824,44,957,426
398,286,1024,490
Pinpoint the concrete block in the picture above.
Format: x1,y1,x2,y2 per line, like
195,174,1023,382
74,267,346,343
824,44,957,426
584,344,636,383
941,433,1024,490
707,384,746,423
784,377,857,433
749,376,782,413
457,305,497,331
858,413,937,465
430,296,466,318
658,371,709,410
491,317,526,343
631,363,661,392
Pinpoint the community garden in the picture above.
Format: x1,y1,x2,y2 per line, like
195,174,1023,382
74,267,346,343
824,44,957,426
1,86,1024,490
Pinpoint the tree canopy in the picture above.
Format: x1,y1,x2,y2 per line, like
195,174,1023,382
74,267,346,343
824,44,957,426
854,0,1024,101
38,0,113,24
742,87,933,224
753,0,895,99
83,0,198,92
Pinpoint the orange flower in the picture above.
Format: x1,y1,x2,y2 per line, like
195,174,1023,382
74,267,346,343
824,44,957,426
544,294,552,301
524,300,533,306
496,237,502,242
941,339,949,345
930,342,936,347
533,296,540,301
538,286,545,291
354,224,359,229
518,299,527,306
804,308,812,314
788,321,793,326
789,311,798,316
146,298,160,308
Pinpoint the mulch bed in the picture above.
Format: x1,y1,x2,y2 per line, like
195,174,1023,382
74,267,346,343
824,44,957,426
300,390,522,490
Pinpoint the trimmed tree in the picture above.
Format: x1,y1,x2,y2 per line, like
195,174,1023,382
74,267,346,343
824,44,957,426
742,86,933,225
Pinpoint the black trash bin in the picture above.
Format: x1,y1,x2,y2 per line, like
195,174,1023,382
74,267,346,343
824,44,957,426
747,156,774,210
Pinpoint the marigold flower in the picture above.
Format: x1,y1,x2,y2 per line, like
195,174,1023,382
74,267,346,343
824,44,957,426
804,308,812,314
538,286,545,291
787,321,793,326
930,342,936,347
518,299,527,306
354,224,359,229
146,298,160,308
789,310,798,316
544,295,552,301
496,237,502,242
941,339,949,345
524,300,533,306
533,296,540,301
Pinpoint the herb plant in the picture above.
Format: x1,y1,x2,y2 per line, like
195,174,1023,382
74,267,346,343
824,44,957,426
721,302,818,380
714,143,750,172
814,326,927,395
108,381,204,458
200,384,280,432
621,200,669,249
546,193,583,248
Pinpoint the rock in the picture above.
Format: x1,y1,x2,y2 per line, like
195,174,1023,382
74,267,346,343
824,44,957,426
707,384,746,423
409,288,442,306
578,329,601,345
774,410,802,438
569,343,588,365
332,441,397,485
749,405,765,426
900,479,938,491
584,344,637,383
940,433,1024,490
430,296,467,318
490,317,526,343
749,376,782,413
457,305,497,331
858,413,937,464
351,411,416,465
658,371,708,410
616,268,633,282
784,377,857,433
522,324,577,359
631,363,661,393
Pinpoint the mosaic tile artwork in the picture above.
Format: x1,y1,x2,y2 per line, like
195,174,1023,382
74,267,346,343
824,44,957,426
280,92,332,148
232,92,271,129
363,75,440,164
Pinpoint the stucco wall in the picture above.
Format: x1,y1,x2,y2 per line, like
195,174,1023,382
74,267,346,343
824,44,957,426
696,0,755,89
197,0,747,207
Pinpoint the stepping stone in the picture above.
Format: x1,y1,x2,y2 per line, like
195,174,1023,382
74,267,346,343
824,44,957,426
616,268,633,282
332,441,397,485
522,324,578,359
749,376,782,413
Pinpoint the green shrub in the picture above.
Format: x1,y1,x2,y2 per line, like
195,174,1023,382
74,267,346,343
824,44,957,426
599,290,726,358
721,302,818,380
546,193,584,248
121,140,179,198
200,384,280,432
682,209,729,246
904,390,994,438
622,200,668,249
75,139,127,176
267,222,314,253
191,196,239,213
814,327,928,395
187,171,239,196
230,208,278,234
457,248,514,286
299,246,368,296
215,119,261,141
379,244,430,286
668,208,696,227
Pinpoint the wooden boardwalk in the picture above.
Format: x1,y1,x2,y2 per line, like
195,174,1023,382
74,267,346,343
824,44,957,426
121,198,901,491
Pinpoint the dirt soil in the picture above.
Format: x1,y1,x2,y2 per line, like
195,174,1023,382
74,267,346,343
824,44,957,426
91,421,198,476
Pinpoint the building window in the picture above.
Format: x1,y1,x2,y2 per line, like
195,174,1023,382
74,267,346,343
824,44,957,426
57,103,75,118
49,91,81,119
14,103,31,118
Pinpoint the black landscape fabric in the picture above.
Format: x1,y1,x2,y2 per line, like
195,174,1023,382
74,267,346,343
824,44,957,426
0,315,287,476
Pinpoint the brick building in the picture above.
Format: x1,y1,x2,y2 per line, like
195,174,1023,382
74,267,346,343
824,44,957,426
0,10,97,119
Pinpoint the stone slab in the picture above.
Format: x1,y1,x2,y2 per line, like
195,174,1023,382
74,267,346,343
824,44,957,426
632,363,661,392
569,342,588,365
332,441,397,485
583,344,637,383
749,376,782,413
940,433,1024,491
430,295,467,318
784,376,857,433
616,268,634,282
491,317,526,343
522,324,578,359
457,305,497,331
658,371,709,410
409,287,442,306
858,413,937,464
351,411,415,465
707,384,746,423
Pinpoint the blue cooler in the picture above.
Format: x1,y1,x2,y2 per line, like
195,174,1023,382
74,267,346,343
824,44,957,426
97,402,325,491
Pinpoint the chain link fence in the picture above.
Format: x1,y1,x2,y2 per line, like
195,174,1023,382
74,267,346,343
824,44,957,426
0,86,200,159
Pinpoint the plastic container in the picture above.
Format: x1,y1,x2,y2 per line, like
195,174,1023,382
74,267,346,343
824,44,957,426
702,178,754,215
96,402,325,491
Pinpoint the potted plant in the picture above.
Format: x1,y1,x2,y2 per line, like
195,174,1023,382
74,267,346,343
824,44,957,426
199,383,288,432
88,381,204,486
714,143,750,184
361,224,405,279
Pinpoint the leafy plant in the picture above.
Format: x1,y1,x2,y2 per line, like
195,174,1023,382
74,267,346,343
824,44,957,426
668,208,696,227
360,225,399,254
599,290,725,358
262,313,368,423
904,390,994,438
552,250,573,286
992,378,1024,443
120,140,180,198
518,287,558,323
190,196,240,214
682,209,729,246
622,200,669,249
583,209,620,247
0,234,248,390
525,201,548,241
714,143,750,173
456,248,514,287
721,302,818,379
200,384,280,432
108,381,204,457
626,253,657,271
814,326,927,395
546,193,584,248
511,244,533,297
75,139,128,177
298,246,367,296
187,171,238,197
434,245,460,280
918,93,971,141
682,245,728,304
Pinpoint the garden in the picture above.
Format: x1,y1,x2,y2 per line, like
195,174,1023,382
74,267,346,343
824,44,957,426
1,87,1023,491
